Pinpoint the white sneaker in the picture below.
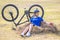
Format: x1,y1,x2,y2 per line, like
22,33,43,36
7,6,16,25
26,32,31,37
21,33,24,37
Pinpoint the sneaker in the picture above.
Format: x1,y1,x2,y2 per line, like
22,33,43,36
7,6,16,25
26,32,31,37
20,33,24,37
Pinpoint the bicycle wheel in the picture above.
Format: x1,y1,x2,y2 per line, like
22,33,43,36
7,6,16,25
28,4,44,18
2,4,19,22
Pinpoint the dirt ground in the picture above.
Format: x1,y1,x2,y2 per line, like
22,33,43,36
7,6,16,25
0,0,60,40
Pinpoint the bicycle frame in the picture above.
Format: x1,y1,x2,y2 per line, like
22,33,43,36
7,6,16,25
10,10,30,27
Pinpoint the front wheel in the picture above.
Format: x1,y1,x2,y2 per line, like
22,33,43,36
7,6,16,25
2,4,19,22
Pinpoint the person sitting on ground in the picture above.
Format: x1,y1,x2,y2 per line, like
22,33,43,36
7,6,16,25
16,9,57,37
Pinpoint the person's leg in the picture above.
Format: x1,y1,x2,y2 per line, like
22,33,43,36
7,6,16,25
21,26,29,36
21,23,33,36
21,23,31,34
28,24,33,33
26,24,34,36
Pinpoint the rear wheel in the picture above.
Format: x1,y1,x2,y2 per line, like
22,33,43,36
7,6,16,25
28,4,44,18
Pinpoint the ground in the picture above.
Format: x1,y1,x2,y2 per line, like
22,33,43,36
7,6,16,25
0,0,60,40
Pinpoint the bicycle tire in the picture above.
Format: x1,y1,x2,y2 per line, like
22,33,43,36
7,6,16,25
28,4,44,18
2,4,19,22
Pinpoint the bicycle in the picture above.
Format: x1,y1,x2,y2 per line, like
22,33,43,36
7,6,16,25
1,4,44,27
